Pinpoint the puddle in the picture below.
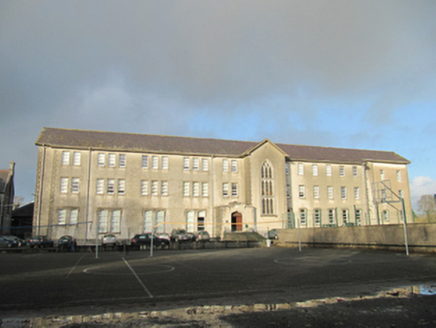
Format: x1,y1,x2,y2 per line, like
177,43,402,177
3,284,436,327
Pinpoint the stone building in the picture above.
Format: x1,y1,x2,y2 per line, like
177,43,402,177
0,162,15,235
33,127,412,244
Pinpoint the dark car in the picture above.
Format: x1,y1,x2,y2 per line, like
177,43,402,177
3,235,26,247
155,233,170,248
58,235,77,251
193,231,210,242
28,236,54,248
0,236,19,248
171,229,196,242
131,233,162,249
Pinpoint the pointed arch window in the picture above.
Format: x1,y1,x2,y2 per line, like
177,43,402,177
261,162,275,215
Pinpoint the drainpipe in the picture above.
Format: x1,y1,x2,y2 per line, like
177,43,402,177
84,148,92,244
36,145,47,236
210,154,214,238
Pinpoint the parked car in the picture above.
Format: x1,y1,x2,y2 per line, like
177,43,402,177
131,233,162,248
267,229,279,240
193,231,210,242
28,236,54,248
0,236,20,248
155,233,170,248
3,235,26,247
58,235,77,251
170,229,196,242
102,234,117,248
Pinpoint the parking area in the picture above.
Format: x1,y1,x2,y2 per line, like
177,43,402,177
2,246,436,320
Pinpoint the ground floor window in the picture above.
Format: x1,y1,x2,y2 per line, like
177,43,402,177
143,210,166,233
328,209,336,225
355,209,362,226
299,209,307,227
98,209,121,233
342,209,349,225
314,209,321,227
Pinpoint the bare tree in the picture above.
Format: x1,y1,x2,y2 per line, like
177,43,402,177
13,195,25,210
417,195,436,222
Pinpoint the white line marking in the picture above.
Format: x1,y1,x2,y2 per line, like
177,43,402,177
122,257,153,298
66,254,88,279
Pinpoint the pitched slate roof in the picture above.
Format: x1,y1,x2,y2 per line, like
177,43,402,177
35,127,410,164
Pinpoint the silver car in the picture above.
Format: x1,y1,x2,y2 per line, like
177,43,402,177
102,234,117,248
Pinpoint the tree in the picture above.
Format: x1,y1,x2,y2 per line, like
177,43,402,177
13,195,25,210
417,195,436,223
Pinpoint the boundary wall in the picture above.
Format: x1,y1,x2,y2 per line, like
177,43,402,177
276,223,436,253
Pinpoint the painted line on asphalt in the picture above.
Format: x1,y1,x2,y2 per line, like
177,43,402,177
122,257,153,298
66,253,88,279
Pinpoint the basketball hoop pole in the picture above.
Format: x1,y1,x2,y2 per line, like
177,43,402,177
401,197,409,256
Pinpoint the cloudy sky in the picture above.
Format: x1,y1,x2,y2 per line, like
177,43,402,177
1,0,435,211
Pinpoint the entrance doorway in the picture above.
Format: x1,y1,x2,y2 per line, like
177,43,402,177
231,212,243,232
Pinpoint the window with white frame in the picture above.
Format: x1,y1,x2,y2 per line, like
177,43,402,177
327,186,334,199
285,162,290,175
110,210,121,233
119,154,126,168
141,180,148,195
223,159,229,172
314,209,321,227
62,151,70,165
312,164,318,176
108,154,116,167
73,152,81,166
222,183,229,197
397,170,402,182
162,156,169,170
383,210,389,222
341,186,347,199
96,179,104,194
186,211,195,232
98,209,108,233
353,166,358,177
313,185,320,199
197,211,206,231
232,183,238,197
299,209,307,227
143,210,153,232
118,179,125,195
298,163,304,175
342,209,349,225
161,181,168,196
380,169,385,181
183,182,190,196
355,209,362,226
152,156,159,169
326,164,332,177
142,155,149,169
193,182,200,197
202,159,209,171
151,181,158,195
354,187,360,200
183,157,190,170
202,182,209,197
107,179,115,194
71,178,79,194
299,185,305,198
70,209,78,224
193,158,200,171
339,166,345,177
98,153,105,167
156,211,165,233
261,162,275,215
58,209,67,225
60,178,68,194
231,160,238,173
328,209,335,225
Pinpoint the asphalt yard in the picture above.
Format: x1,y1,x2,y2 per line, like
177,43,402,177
1,247,436,326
